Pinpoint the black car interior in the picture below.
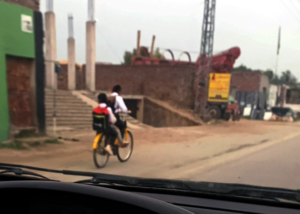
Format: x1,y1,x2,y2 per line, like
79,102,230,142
1,174,300,214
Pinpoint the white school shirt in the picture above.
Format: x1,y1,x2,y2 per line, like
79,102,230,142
111,92,128,113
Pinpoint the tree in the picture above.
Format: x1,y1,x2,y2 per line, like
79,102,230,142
280,70,297,86
123,51,133,65
233,64,251,71
264,69,274,81
233,64,299,87
153,48,165,59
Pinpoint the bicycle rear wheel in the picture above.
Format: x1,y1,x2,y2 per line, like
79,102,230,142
93,134,109,168
117,130,134,162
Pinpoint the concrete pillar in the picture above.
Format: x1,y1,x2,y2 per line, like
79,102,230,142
86,21,96,91
150,35,156,57
137,30,141,56
68,38,76,90
45,12,57,89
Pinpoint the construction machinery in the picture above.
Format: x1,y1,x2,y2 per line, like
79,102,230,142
195,47,241,121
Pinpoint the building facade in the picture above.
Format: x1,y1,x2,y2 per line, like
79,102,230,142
0,1,45,141
0,0,40,11
231,71,270,118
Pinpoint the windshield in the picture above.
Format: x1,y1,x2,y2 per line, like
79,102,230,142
1,0,300,203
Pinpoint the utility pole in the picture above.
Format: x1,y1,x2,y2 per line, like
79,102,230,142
68,13,76,90
194,0,216,118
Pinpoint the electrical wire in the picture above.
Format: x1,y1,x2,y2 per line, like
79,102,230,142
280,0,300,23
98,31,123,63
288,0,300,21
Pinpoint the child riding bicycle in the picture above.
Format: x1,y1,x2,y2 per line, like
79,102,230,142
110,85,131,138
93,93,128,155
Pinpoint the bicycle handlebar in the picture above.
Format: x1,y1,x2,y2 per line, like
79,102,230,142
115,109,131,114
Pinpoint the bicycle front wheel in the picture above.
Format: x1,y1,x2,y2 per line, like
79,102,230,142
93,134,109,168
117,130,134,162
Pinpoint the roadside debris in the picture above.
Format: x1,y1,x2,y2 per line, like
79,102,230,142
269,107,294,122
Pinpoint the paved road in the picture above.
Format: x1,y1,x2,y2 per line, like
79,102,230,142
2,122,300,185
190,134,300,189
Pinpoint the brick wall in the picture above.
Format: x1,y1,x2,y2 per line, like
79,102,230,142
76,68,86,90
1,0,40,11
231,71,261,92
143,98,199,127
6,56,34,127
92,65,196,109
57,63,85,90
57,64,68,90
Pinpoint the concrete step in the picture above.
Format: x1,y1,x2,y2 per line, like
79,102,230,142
46,113,92,117
45,93,75,97
46,110,93,114
45,101,89,105
46,119,92,124
46,122,92,127
46,117,92,121
45,105,92,109
45,96,83,101
45,90,73,94
45,104,91,109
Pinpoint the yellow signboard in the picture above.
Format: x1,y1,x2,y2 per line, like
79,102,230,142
208,73,231,102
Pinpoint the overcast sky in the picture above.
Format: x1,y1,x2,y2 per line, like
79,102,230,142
40,0,300,78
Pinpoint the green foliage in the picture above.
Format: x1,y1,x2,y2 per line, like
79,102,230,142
233,64,299,87
14,129,45,138
123,51,133,65
45,139,61,144
0,141,25,150
153,48,165,59
232,64,251,71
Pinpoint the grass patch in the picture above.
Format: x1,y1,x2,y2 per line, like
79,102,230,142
14,129,45,138
293,118,300,122
0,141,25,150
30,141,42,147
0,138,62,150
243,116,251,120
44,139,61,144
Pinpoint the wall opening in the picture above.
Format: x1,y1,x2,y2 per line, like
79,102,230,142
142,98,199,127
6,55,35,128
124,99,139,119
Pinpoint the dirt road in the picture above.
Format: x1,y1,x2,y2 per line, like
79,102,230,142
1,120,299,182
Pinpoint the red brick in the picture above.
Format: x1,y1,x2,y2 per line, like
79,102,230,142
231,71,261,91
1,0,40,11
6,56,33,127
91,65,196,109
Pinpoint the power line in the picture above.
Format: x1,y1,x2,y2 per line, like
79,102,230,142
288,0,300,20
280,0,300,23
99,31,123,63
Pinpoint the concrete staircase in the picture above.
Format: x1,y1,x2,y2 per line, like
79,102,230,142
45,89,93,130
81,91,151,129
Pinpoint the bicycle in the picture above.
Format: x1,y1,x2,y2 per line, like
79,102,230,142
92,111,134,168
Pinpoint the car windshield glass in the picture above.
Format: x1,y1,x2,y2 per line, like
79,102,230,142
1,0,300,204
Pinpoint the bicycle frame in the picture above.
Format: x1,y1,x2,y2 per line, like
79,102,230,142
93,128,130,150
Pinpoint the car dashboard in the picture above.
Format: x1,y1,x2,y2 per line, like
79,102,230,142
1,177,300,214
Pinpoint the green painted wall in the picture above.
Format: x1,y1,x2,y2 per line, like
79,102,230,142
0,1,35,141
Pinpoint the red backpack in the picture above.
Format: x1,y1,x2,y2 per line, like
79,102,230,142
92,106,109,132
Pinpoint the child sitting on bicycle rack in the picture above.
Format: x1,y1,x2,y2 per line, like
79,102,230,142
93,93,128,155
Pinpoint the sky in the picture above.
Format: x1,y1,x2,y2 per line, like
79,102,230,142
40,0,300,78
